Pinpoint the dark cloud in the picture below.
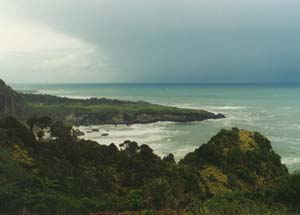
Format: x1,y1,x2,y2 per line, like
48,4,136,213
7,0,300,82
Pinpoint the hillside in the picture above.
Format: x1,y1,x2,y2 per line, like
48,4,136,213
180,128,289,195
0,116,294,215
22,93,225,125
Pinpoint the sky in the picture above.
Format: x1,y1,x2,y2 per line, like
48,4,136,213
1,0,300,83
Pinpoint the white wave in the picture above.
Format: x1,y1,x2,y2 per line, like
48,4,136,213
172,104,253,111
282,157,300,165
207,106,251,110
38,89,73,95
34,89,92,99
280,106,293,110
58,95,92,99
91,134,167,146
289,146,300,152
270,136,300,145
130,121,175,128
77,122,176,146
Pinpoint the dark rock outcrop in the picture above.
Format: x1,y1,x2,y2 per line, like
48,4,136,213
0,79,26,118
72,110,225,125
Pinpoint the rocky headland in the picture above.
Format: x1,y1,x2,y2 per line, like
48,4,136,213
0,79,225,125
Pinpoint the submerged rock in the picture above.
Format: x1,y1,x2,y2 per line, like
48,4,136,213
73,129,85,136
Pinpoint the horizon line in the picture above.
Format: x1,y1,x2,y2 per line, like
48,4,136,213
9,81,300,85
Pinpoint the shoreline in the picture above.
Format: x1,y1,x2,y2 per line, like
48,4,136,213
75,120,298,173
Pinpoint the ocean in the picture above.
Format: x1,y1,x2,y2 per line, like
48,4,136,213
12,83,300,172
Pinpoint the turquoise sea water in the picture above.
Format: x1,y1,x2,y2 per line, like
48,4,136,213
12,83,300,172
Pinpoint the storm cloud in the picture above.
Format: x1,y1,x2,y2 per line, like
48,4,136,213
1,0,300,83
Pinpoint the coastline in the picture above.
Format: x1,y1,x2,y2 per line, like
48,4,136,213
10,83,300,172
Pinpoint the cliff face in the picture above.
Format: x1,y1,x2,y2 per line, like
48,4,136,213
0,79,26,118
181,128,288,196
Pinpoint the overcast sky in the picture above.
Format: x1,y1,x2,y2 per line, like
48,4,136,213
1,0,300,83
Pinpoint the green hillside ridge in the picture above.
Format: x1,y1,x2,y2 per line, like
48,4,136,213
0,116,298,215
180,128,288,195
0,79,225,125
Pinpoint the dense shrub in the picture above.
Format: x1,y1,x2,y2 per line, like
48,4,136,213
272,172,300,212
0,117,294,215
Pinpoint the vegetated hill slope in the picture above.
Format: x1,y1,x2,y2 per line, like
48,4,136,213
21,87,225,125
0,116,290,214
180,128,289,195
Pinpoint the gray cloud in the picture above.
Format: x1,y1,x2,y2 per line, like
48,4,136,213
4,0,300,82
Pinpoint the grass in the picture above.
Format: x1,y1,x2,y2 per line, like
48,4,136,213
23,93,221,124
27,102,209,115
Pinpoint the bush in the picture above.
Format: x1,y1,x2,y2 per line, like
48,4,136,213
206,192,288,215
272,172,300,212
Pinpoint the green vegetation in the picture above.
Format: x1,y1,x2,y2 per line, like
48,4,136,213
1,78,224,125
180,128,288,194
0,116,299,215
22,93,224,125
272,172,300,211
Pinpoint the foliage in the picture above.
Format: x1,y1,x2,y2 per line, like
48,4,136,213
180,128,288,194
272,172,300,212
21,92,221,125
204,192,289,215
0,117,296,215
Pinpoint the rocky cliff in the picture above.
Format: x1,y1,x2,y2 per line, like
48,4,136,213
181,128,288,196
0,79,26,118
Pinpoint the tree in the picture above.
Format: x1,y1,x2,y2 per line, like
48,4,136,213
120,141,140,155
27,116,37,132
50,121,72,141
37,116,53,129
140,144,157,161
273,172,300,212
145,178,172,210
163,154,176,164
